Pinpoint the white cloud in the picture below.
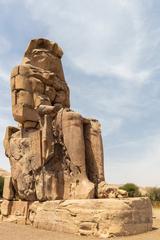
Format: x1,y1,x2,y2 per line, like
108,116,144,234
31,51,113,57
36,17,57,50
24,0,155,84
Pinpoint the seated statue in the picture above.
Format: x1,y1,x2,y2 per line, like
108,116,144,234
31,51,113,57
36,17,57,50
3,38,113,201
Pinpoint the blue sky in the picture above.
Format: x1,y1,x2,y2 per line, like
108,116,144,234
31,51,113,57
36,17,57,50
0,0,160,186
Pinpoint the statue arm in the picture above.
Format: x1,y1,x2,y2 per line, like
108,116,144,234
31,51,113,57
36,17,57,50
36,103,63,116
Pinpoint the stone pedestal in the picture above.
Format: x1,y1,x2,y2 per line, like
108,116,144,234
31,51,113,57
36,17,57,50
1,197,152,238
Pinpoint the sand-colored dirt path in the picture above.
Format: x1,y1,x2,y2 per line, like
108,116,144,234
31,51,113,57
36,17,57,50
0,222,94,240
0,208,159,240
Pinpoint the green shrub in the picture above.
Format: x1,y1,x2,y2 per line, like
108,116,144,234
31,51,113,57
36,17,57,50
120,183,141,197
0,176,4,198
147,187,160,202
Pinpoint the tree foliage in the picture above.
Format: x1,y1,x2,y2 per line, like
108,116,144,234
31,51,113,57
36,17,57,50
120,183,141,197
147,187,160,202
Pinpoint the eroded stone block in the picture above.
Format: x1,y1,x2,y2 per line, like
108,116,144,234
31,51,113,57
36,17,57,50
1,200,12,216
13,105,39,123
14,75,32,91
11,66,19,78
3,176,14,200
26,198,152,238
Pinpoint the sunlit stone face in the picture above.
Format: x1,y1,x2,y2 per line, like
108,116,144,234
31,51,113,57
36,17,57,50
29,49,60,72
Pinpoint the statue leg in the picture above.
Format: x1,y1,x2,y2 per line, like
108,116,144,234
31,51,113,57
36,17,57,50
61,110,86,174
56,109,95,199
84,119,127,199
84,119,105,185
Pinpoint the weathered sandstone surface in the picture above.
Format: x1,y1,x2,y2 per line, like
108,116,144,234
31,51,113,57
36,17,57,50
1,198,152,238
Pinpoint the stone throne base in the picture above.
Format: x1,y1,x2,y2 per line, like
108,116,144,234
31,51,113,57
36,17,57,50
1,198,152,238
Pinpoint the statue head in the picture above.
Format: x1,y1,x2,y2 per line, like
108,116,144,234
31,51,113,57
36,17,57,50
21,38,69,108
22,38,64,75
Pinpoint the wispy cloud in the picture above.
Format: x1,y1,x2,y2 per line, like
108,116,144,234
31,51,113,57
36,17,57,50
24,0,158,84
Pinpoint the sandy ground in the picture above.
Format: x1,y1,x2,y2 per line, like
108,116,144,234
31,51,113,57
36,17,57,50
0,208,159,240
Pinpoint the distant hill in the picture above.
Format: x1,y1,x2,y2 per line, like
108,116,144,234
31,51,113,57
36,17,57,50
0,168,10,178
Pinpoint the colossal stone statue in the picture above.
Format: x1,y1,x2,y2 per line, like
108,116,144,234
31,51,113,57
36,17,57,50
1,39,153,239
4,38,106,201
